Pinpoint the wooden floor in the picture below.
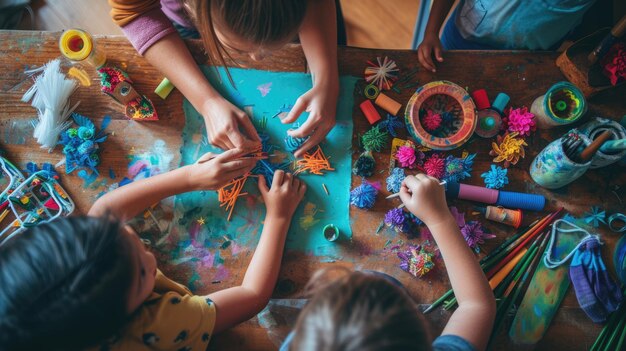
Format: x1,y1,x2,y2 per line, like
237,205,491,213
17,0,419,49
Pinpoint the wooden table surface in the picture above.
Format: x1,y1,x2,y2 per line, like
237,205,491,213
1,30,625,350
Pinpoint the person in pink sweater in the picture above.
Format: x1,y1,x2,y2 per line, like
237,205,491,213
109,0,344,158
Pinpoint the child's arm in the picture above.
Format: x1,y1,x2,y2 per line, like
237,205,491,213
207,170,306,333
88,149,257,219
400,175,495,351
417,0,455,73
282,0,339,158
142,35,261,150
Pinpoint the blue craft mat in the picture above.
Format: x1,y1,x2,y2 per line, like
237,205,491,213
171,67,357,262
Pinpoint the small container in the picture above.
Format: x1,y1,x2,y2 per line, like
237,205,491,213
578,117,626,169
530,131,592,189
323,224,339,242
531,82,586,129
473,91,508,138
59,29,106,68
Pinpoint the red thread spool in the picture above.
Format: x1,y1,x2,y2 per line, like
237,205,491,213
359,100,382,124
472,89,491,110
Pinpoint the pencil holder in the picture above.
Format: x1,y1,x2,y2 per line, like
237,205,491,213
530,82,586,129
577,117,626,168
530,132,592,189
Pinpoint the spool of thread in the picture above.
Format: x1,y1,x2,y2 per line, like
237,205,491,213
360,99,382,124
59,29,106,68
471,89,490,110
491,93,510,115
375,93,402,116
323,224,339,242
155,78,175,99
530,82,586,129
479,206,523,228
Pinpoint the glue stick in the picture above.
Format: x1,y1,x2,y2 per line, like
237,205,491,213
59,29,106,68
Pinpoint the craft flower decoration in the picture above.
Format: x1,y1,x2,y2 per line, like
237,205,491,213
350,181,379,209
600,42,626,86
490,132,527,168
353,151,376,177
583,206,607,228
423,153,446,179
361,126,389,152
396,145,424,169
443,154,475,183
460,221,494,253
397,244,435,278
364,56,399,90
58,113,109,175
386,167,406,193
379,114,405,137
481,164,509,189
384,208,423,235
504,107,536,137
422,110,442,132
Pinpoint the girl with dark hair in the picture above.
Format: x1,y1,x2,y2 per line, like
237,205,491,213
282,175,496,351
109,0,344,158
0,148,306,350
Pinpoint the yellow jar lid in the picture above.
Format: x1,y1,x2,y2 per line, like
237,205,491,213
59,29,93,61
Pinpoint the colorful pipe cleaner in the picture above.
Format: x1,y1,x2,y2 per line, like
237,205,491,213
397,244,435,278
422,110,443,132
481,164,509,189
504,107,536,137
396,145,421,169
284,134,307,153
379,114,405,137
460,220,494,253
25,162,59,179
490,132,527,168
600,42,626,86
443,154,475,183
353,151,376,177
97,66,130,94
386,167,406,193
582,206,607,228
294,146,334,175
350,181,379,209
423,153,446,179
364,56,399,90
59,113,109,175
361,126,389,152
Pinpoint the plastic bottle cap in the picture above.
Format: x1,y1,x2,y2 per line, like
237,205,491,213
492,93,510,114
59,29,93,61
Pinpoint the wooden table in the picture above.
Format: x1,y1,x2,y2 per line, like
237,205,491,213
1,31,625,350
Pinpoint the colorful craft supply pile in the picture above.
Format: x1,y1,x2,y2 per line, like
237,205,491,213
58,113,109,175
490,132,527,167
98,66,158,121
294,146,334,175
397,244,435,278
443,154,475,183
350,181,379,209
218,174,251,221
481,164,509,189
600,42,626,86
503,107,536,137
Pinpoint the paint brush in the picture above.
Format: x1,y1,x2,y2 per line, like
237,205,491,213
385,180,447,199
579,131,613,162
588,15,626,64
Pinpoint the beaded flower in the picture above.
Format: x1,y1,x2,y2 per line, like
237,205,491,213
504,107,535,137
443,154,475,183
423,153,446,179
490,132,527,168
397,244,435,278
481,164,509,189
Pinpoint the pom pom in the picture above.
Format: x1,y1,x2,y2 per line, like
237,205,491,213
600,42,626,86
396,145,424,169
460,221,495,253
423,153,446,179
481,164,509,189
385,208,406,232
504,107,535,137
422,110,442,131
397,244,435,278
284,134,307,153
443,154,475,183
364,56,399,90
490,132,527,168
353,151,376,177
386,167,406,193
361,126,389,152
379,114,405,137
350,181,379,209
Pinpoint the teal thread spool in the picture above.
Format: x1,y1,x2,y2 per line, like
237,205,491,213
323,224,339,242
531,82,586,129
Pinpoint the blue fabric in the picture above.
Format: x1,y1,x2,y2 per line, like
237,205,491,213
441,9,495,50
448,0,596,50
433,335,477,351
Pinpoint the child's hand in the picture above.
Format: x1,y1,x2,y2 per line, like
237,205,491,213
399,174,451,226
188,148,257,190
281,82,339,157
258,170,307,219
417,33,444,73
202,97,261,150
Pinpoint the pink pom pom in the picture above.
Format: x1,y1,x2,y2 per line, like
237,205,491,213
423,153,445,179
422,110,442,132
396,146,417,168
504,107,535,137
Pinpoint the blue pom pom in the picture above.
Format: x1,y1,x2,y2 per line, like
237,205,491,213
284,134,307,153
386,167,406,193
350,182,378,209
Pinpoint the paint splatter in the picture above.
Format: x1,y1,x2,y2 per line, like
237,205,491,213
257,82,272,97
299,202,320,230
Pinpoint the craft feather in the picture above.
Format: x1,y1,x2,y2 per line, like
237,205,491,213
22,59,79,151
504,107,535,137
386,167,406,193
349,181,378,209
460,221,494,253
443,154,475,183
361,126,389,152
353,151,376,177
379,114,405,137
481,164,509,189
397,244,435,278
423,153,446,179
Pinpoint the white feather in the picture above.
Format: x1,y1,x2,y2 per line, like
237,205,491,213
21,59,79,151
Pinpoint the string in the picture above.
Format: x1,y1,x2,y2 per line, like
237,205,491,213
544,219,601,269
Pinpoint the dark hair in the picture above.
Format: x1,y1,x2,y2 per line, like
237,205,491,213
289,269,432,351
0,216,134,351
187,0,307,83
